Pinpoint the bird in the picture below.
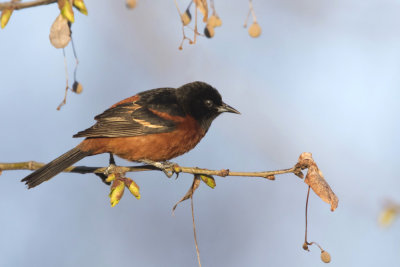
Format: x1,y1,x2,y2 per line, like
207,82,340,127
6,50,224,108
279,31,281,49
22,81,240,188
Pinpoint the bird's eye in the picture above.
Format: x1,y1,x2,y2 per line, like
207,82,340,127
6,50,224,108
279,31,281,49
204,99,213,108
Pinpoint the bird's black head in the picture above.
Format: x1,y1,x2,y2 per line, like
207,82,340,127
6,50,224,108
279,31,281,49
176,81,240,131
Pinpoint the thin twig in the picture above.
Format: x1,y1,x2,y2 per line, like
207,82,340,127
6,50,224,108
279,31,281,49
304,185,310,244
191,195,201,267
0,161,302,180
70,34,79,82
303,185,325,252
244,0,257,27
0,0,56,11
57,48,70,110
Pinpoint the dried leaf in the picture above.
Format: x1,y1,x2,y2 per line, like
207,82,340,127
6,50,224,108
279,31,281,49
193,0,208,22
73,0,88,15
172,175,201,212
0,8,13,29
49,14,71,49
200,174,216,188
299,152,338,211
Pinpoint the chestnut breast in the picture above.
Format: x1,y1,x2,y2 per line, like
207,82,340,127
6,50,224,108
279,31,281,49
78,116,206,162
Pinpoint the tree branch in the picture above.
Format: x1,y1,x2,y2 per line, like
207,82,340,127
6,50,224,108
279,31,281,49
0,0,56,11
0,161,302,180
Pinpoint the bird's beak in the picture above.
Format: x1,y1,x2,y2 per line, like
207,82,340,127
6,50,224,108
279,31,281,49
218,102,240,114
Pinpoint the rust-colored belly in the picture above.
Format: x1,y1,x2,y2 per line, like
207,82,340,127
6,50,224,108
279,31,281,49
78,117,205,162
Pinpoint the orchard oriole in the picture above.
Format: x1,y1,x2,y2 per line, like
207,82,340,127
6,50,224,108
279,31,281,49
22,81,239,188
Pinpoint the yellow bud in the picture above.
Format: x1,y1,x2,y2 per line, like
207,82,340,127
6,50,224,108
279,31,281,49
72,81,83,94
204,25,215,38
125,179,141,199
320,250,331,263
73,0,88,15
105,173,116,183
248,22,261,38
200,174,216,189
109,179,125,207
181,9,191,26
60,0,75,23
126,0,137,9
302,242,309,251
1,9,13,29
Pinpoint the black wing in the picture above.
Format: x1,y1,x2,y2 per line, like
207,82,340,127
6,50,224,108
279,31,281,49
73,88,185,138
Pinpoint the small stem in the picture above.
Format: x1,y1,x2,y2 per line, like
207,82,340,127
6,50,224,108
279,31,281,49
57,48,70,110
0,0,57,11
304,185,310,244
249,0,257,23
191,195,201,267
70,34,79,82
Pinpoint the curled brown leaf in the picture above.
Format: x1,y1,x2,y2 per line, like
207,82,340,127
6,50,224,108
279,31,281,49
298,152,338,211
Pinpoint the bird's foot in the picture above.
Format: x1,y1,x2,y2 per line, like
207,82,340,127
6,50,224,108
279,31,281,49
96,153,117,185
140,160,179,178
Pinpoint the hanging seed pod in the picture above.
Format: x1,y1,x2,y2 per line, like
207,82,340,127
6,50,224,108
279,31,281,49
248,22,261,38
126,0,137,9
181,9,191,26
320,250,331,263
204,25,214,38
72,81,83,94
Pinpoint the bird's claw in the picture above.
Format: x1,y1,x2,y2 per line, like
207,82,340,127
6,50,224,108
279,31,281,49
141,160,179,178
154,161,178,178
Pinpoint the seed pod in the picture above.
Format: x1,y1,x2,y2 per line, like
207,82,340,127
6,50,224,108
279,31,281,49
72,81,83,94
248,22,261,38
320,250,331,263
126,0,137,9
204,25,215,38
302,242,309,251
181,9,191,26
215,16,222,27
207,15,218,28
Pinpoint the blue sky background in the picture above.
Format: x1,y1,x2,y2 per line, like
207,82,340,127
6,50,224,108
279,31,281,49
1,0,400,266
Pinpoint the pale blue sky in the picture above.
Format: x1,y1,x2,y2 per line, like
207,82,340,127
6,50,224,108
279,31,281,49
1,0,400,266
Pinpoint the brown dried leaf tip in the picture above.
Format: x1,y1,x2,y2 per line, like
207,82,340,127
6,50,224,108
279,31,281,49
297,152,338,212
172,175,201,213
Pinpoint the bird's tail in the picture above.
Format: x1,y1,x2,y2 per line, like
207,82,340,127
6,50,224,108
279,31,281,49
21,147,91,189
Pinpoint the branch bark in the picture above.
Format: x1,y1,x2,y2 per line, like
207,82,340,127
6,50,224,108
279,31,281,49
0,152,338,212
0,0,56,11
0,161,301,180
